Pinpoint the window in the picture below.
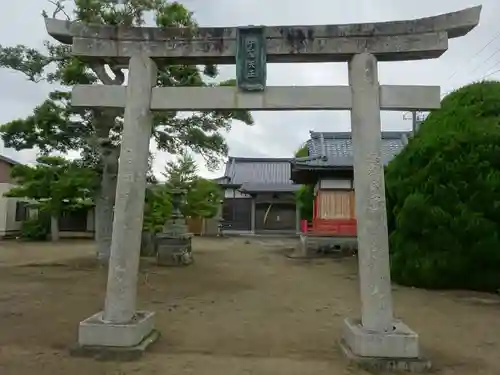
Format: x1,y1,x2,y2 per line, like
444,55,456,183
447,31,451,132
15,202,28,222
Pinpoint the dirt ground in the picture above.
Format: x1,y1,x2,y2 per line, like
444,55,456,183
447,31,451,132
0,237,499,375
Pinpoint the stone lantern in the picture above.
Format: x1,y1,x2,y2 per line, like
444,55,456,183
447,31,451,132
155,188,193,266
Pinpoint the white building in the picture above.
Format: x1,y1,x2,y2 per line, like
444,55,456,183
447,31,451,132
0,155,27,238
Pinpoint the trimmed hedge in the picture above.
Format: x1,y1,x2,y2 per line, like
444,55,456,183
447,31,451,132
385,81,500,292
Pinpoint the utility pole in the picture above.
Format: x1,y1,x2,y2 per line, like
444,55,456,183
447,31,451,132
404,111,425,134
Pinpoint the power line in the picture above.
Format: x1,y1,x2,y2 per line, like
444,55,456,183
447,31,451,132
444,2,500,83
445,29,500,82
478,67,500,80
439,63,500,99
405,12,500,123
439,63,500,100
467,46,500,76
442,43,500,96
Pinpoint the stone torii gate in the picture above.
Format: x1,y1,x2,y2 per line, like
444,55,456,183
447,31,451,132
45,5,480,367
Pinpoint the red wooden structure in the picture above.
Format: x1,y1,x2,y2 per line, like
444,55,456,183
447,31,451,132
301,218,357,236
291,131,407,238
300,189,357,237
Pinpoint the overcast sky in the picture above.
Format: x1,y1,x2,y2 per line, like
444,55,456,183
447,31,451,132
0,0,497,179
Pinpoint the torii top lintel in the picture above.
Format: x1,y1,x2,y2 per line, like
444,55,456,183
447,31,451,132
45,5,481,64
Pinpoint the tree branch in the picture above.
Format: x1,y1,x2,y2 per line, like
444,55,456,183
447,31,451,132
48,0,71,20
90,63,125,85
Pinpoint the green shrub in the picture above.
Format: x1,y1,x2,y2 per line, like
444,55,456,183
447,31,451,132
296,185,314,221
20,216,50,241
294,142,314,221
385,81,500,292
143,185,172,234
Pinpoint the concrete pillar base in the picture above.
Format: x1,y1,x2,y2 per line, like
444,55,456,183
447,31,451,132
341,318,431,372
70,311,158,361
78,310,156,347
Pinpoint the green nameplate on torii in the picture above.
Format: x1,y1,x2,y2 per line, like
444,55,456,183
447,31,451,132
236,26,267,92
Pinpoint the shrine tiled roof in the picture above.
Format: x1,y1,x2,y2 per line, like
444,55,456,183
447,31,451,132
292,131,410,169
0,154,21,165
217,157,299,192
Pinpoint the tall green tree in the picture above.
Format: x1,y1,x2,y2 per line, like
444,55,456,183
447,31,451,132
143,184,172,234
162,153,221,218
293,143,314,221
162,153,198,192
0,0,252,261
295,142,308,158
5,155,98,241
186,178,221,219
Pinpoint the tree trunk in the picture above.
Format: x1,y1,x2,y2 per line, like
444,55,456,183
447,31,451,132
93,112,119,264
95,147,119,263
89,62,126,263
50,214,60,241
